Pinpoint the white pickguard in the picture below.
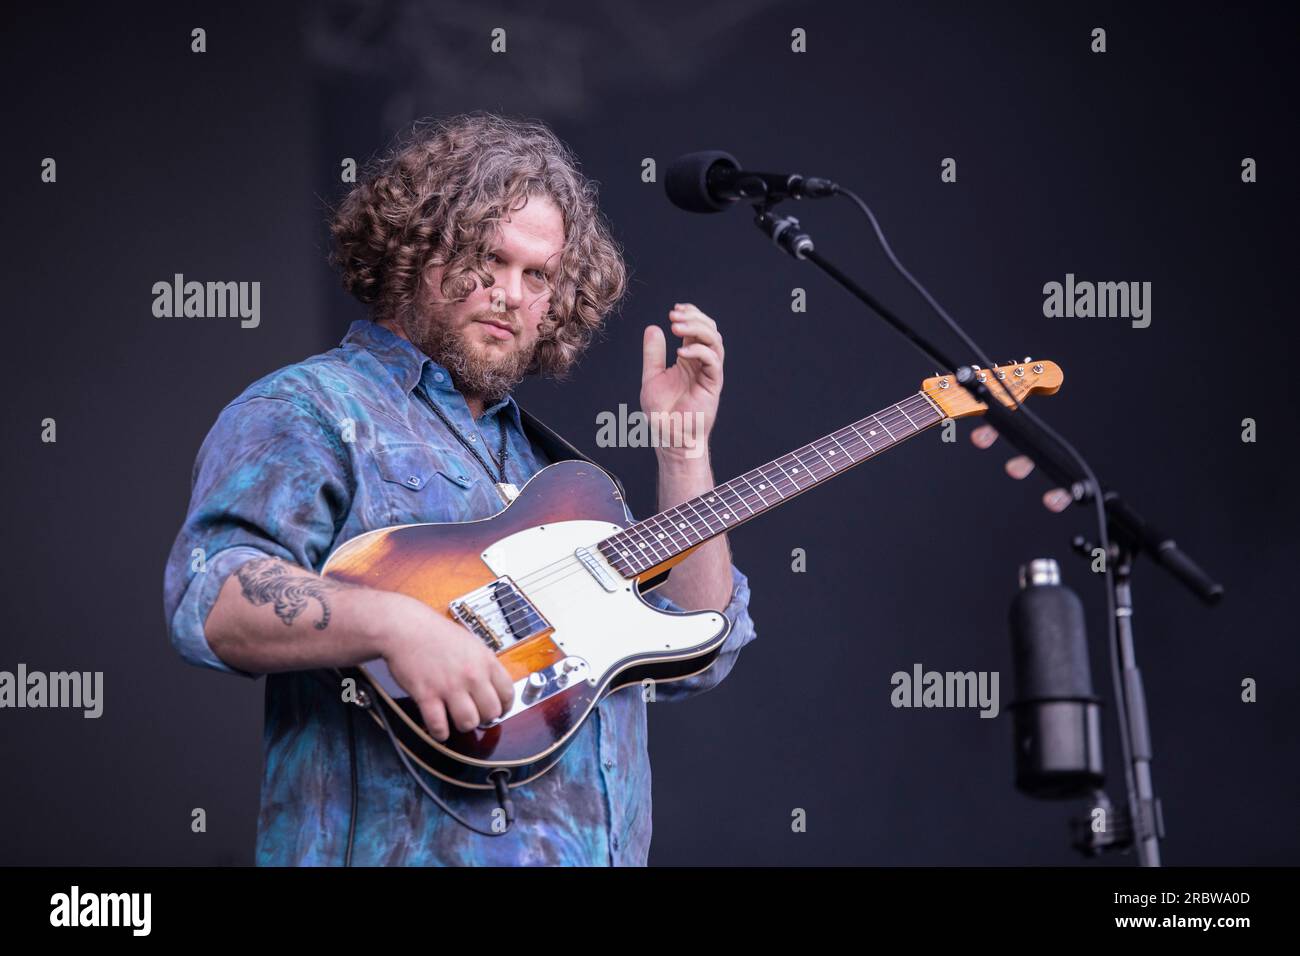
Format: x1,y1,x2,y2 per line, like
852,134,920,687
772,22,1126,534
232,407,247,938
480,519,728,683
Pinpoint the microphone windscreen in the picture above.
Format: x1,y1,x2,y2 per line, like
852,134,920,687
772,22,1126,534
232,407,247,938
664,150,740,213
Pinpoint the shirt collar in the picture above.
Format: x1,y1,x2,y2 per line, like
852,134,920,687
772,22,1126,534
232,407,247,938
340,319,525,433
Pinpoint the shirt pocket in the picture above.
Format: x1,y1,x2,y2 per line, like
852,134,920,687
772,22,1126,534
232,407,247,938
372,441,478,523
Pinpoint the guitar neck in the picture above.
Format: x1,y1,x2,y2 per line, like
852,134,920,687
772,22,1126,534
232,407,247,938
598,389,946,578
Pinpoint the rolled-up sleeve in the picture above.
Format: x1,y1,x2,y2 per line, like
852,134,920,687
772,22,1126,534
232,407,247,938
162,394,352,678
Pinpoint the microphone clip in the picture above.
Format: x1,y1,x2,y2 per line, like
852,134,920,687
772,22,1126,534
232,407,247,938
754,205,814,260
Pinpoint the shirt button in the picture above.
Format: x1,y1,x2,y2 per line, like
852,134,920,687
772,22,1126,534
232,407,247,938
612,835,620,851
603,759,614,771
433,371,444,382
468,434,477,442
406,476,419,487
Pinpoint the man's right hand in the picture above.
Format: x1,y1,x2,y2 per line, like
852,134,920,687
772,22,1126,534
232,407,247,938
204,556,517,742
378,593,517,742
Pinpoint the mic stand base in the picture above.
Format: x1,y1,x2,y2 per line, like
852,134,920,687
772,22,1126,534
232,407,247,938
1069,788,1166,859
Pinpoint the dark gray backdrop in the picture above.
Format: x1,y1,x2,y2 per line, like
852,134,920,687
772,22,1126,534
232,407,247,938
2,1,1296,865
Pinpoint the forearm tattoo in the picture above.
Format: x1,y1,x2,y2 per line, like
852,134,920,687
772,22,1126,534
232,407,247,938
236,558,348,630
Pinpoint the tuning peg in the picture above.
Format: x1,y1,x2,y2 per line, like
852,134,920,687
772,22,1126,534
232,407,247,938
1023,356,1032,363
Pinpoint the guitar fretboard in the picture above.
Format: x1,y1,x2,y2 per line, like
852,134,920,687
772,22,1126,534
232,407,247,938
597,390,946,578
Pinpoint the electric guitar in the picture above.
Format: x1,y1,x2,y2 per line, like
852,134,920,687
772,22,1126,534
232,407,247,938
321,359,1063,788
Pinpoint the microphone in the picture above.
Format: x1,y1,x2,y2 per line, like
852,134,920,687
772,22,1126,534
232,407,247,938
664,150,839,213
1008,559,1105,799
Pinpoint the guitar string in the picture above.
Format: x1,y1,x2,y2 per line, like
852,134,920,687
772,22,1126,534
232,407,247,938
517,383,947,580
449,377,1013,628
459,418,935,630
452,381,994,630
463,386,942,603
452,375,1032,627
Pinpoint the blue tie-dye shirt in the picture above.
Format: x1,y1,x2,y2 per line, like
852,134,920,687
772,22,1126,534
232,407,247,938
163,318,757,866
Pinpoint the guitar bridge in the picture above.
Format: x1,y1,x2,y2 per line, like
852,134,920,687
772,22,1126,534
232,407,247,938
448,576,550,650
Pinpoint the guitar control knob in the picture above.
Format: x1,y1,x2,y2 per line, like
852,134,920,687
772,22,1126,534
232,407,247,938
521,671,547,704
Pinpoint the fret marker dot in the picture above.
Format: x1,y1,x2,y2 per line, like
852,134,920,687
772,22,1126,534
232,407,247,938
657,532,665,539
759,483,766,489
621,550,630,557
870,430,876,436
792,467,800,473
678,523,686,529
723,513,731,519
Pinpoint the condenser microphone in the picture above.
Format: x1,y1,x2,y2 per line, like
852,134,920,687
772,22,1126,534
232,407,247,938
1008,558,1105,799
664,150,839,213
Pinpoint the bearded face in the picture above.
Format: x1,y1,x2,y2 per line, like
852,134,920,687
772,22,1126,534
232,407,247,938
400,194,564,407
403,300,539,404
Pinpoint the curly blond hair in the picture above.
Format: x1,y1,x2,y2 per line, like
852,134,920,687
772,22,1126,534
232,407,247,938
329,111,627,378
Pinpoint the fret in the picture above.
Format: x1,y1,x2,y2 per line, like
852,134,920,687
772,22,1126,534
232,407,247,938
771,455,804,492
848,422,877,454
706,484,744,524
754,468,780,502
712,478,754,522
805,440,836,476
655,512,696,548
681,501,712,541
790,456,814,486
836,426,865,458
642,515,681,554
604,538,635,570
716,481,755,519
894,402,920,431
663,507,697,546
754,464,787,499
828,430,855,462
693,490,729,531
650,512,691,553
619,526,657,568
739,471,775,507
813,436,844,471
790,447,821,482
625,518,673,572
653,508,686,551
764,457,795,494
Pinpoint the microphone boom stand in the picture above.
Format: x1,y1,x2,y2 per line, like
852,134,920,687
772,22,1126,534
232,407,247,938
751,202,1223,867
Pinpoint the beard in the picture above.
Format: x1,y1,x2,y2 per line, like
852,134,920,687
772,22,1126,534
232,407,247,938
402,302,538,405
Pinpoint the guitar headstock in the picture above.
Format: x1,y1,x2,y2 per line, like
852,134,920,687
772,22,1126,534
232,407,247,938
922,359,1063,420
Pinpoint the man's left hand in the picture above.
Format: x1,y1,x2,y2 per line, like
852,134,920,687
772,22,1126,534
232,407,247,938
641,302,724,462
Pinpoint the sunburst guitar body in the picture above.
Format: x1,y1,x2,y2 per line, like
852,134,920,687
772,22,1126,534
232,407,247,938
321,460,728,790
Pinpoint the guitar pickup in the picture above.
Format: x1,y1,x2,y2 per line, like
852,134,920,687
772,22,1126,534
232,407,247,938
449,576,550,650
575,545,619,592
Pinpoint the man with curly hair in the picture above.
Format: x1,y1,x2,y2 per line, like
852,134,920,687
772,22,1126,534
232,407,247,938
162,112,756,866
